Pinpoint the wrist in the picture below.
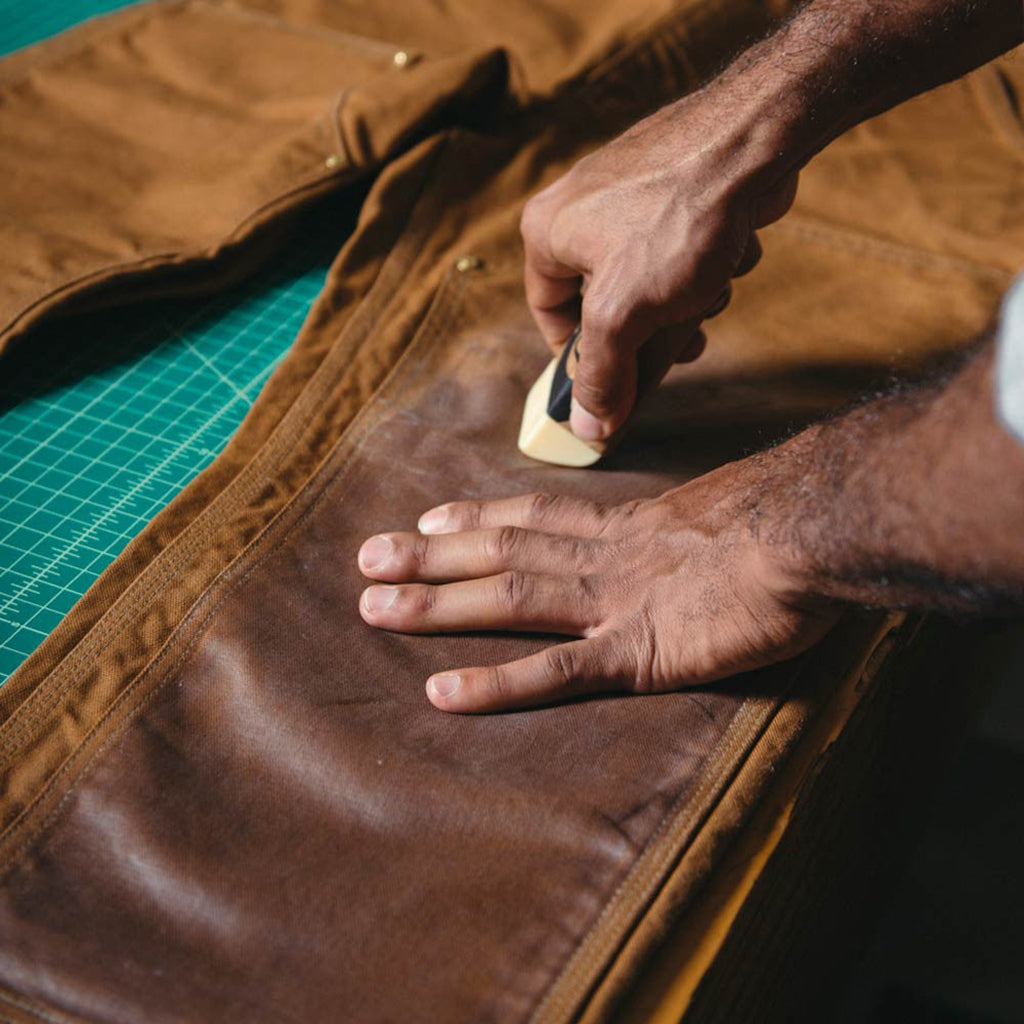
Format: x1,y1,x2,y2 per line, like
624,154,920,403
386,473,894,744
695,20,846,182
660,33,835,206
738,426,837,611
710,0,1024,181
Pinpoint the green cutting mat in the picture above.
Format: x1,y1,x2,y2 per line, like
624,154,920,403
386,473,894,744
0,0,344,683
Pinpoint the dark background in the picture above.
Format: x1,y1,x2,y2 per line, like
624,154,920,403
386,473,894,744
837,624,1024,1024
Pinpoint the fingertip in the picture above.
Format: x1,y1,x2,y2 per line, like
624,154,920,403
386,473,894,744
704,285,732,319
571,328,639,439
418,505,451,534
358,534,395,575
426,672,465,711
360,585,399,623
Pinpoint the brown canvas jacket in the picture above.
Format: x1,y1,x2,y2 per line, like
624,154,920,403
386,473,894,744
0,1,1022,1020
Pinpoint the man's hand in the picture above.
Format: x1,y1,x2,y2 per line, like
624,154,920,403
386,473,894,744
521,93,798,443
358,339,1024,714
357,469,839,713
522,0,1022,444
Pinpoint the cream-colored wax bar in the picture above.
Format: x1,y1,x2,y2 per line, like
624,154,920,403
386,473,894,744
517,354,605,467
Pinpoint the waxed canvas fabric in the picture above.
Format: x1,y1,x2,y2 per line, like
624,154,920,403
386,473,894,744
0,1,1023,1021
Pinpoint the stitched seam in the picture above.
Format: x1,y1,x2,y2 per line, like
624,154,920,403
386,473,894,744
0,136,452,766
529,616,900,1022
0,135,448,729
330,88,352,164
0,1,181,85
527,698,778,1023
0,3,1007,1017
0,263,468,875
0,0,405,89
0,204,422,758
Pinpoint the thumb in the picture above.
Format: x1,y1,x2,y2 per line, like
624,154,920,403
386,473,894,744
571,294,652,442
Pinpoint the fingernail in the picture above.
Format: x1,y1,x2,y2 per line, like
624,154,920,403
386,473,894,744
418,506,449,534
428,673,461,699
359,535,394,572
570,398,606,442
363,586,399,613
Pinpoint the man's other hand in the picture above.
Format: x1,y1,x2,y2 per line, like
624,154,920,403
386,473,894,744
356,470,838,713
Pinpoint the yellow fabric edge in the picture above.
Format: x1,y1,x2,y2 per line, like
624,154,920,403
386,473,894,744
635,619,904,1022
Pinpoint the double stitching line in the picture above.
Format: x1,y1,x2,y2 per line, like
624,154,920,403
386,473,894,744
0,138,451,772
0,251,470,877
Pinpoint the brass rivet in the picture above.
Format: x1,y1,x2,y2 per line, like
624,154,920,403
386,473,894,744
393,50,411,68
324,154,343,171
455,256,484,273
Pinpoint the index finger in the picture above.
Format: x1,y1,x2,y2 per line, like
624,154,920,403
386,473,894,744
524,246,581,352
417,492,617,537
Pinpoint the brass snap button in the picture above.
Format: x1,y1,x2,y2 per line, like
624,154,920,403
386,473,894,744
393,50,411,68
455,256,484,273
324,154,344,171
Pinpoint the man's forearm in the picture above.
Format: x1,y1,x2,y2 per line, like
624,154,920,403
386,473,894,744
357,332,1024,711
699,0,1023,185
692,0,1024,612
760,339,1024,614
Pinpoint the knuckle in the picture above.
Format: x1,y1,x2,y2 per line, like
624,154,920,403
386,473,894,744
455,503,479,529
544,644,581,690
486,665,511,701
412,585,436,615
566,535,597,574
519,198,544,243
411,534,431,572
497,571,530,611
575,572,600,607
595,499,642,538
673,250,706,292
523,491,556,525
571,372,611,407
574,574,605,629
485,525,521,566
675,249,730,309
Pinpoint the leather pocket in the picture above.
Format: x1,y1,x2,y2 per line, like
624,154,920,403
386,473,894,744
0,1,508,352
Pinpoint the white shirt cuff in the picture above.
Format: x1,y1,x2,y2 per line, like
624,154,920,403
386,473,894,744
996,273,1024,448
